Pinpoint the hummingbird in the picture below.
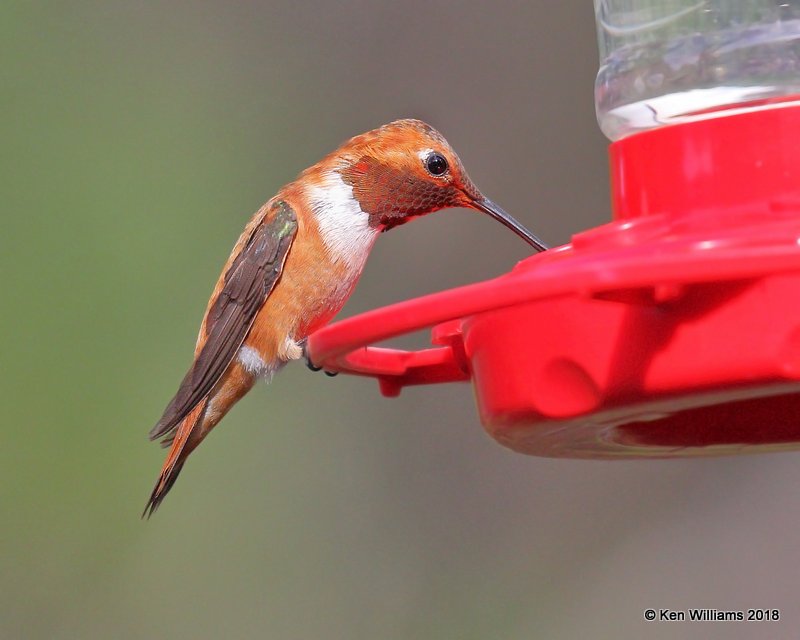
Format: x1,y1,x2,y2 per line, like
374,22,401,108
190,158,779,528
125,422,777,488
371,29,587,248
144,119,547,516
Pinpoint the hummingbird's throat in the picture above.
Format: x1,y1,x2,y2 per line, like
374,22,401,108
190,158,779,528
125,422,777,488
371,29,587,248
339,157,462,230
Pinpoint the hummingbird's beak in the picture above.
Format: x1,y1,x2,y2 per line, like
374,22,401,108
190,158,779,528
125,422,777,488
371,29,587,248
471,197,548,252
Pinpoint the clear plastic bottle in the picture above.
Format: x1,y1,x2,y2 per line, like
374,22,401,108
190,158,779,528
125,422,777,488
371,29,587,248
595,0,800,140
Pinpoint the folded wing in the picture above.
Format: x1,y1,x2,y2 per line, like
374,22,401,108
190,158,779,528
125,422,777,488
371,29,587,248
149,200,298,443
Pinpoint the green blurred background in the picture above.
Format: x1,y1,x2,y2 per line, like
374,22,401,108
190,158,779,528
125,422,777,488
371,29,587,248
4,2,799,639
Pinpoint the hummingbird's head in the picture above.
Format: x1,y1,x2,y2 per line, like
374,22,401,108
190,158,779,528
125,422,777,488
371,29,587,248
318,119,547,251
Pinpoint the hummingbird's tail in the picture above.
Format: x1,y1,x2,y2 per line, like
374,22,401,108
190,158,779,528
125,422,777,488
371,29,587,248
143,359,257,518
143,398,208,518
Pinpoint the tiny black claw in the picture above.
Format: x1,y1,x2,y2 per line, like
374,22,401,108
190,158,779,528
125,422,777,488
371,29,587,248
300,337,337,375
300,337,324,372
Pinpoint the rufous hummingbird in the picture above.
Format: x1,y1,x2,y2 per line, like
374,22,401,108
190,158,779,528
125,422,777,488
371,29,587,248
144,119,546,516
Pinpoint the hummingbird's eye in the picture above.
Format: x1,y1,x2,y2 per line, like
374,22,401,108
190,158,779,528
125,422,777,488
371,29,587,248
424,152,448,176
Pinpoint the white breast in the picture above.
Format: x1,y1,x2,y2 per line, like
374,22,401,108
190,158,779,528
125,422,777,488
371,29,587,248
306,169,379,275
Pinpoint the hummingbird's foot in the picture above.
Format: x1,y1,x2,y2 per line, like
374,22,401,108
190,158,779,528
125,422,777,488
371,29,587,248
300,337,335,374
300,338,322,371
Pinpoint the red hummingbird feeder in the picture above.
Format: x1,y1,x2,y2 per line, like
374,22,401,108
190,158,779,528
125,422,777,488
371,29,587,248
308,3,800,459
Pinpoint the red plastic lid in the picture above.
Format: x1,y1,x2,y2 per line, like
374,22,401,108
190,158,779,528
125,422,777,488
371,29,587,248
308,104,800,458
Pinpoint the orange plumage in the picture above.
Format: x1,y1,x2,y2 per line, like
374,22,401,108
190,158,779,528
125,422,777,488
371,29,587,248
144,119,546,516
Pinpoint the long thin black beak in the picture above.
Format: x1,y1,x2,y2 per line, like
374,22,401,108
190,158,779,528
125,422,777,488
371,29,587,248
472,197,548,252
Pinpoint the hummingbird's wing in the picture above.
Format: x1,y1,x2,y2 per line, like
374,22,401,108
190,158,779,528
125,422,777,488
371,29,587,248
149,200,298,443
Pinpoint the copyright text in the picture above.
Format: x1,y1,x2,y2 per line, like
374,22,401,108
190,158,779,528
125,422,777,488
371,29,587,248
643,609,780,622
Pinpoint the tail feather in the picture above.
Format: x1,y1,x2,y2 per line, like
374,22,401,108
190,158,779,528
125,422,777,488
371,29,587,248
143,461,185,518
143,398,207,518
144,358,256,518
